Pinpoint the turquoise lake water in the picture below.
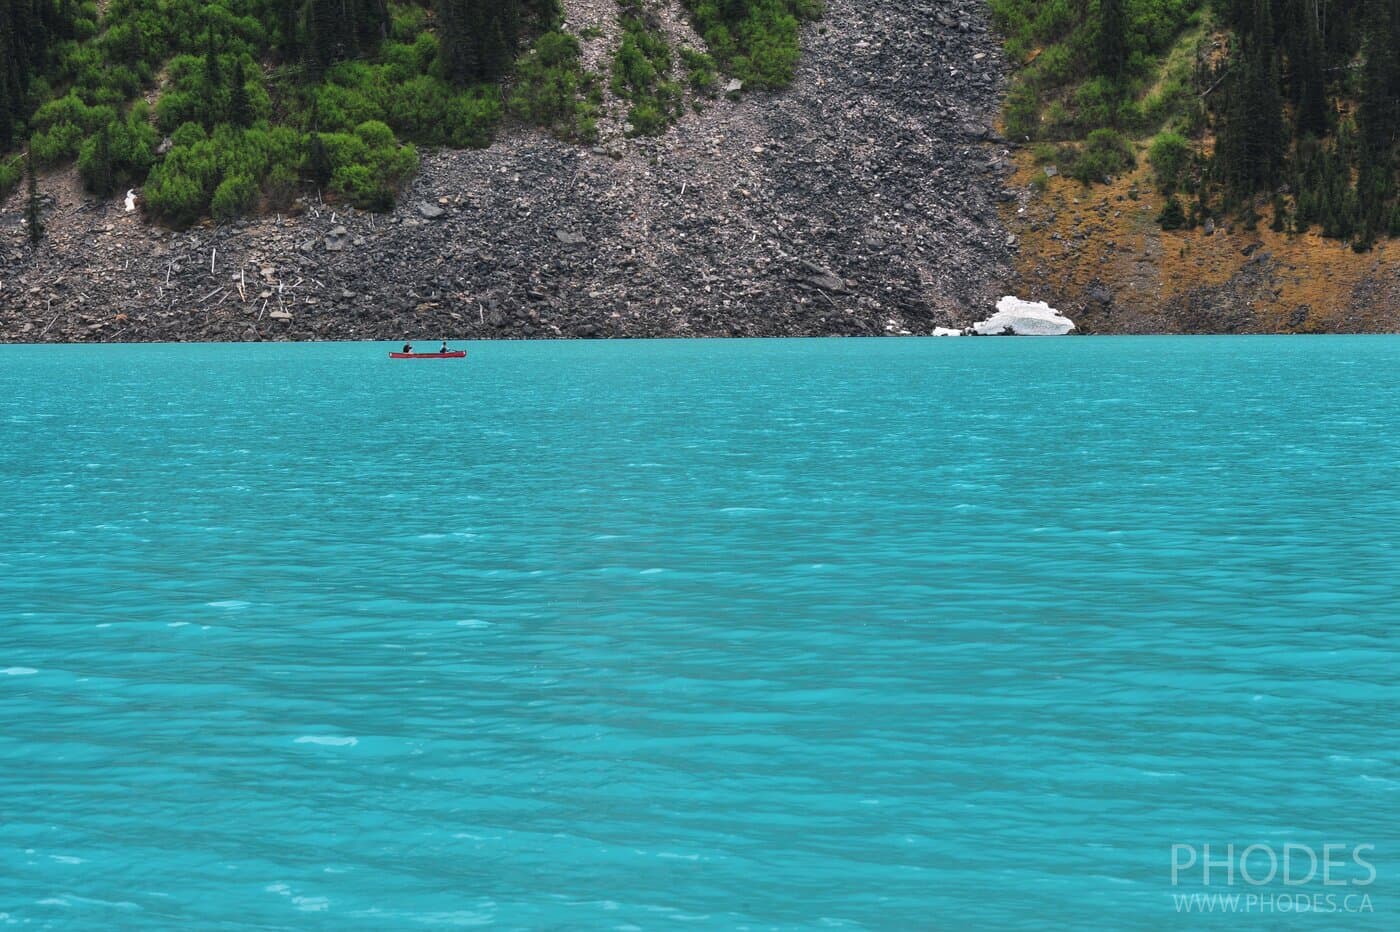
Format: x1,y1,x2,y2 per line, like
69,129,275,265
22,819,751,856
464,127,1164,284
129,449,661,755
1,337,1396,929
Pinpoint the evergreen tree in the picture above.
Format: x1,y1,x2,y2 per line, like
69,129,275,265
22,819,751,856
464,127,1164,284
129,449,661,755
1358,0,1400,160
306,0,342,74
1216,0,1285,197
25,151,43,244
1096,0,1128,79
307,132,333,187
1293,17,1329,137
86,122,115,197
204,27,223,92
1158,195,1186,230
230,58,253,128
202,26,226,125
438,0,522,85
277,0,301,59
2,0,76,148
351,0,389,52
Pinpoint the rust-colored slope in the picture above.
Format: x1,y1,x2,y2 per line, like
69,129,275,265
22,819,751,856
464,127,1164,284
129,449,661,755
1003,151,1400,333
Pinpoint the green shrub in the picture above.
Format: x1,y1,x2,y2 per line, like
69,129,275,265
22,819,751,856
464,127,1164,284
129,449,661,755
1069,128,1135,183
78,124,117,195
171,121,208,148
511,31,592,140
993,0,1210,178
0,157,21,201
1148,131,1190,193
145,162,210,228
264,163,300,210
0,0,599,222
1004,82,1040,140
31,93,116,134
316,121,416,210
211,172,259,220
1073,77,1122,132
680,46,718,93
145,121,308,225
30,122,87,166
391,3,431,42
330,163,391,211
612,6,682,136
682,0,817,89
1157,194,1186,229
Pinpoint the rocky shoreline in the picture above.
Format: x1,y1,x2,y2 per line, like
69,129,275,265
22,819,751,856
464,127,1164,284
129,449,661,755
0,0,1017,343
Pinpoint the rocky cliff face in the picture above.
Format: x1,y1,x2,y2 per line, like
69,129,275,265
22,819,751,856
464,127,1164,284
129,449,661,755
0,0,1016,342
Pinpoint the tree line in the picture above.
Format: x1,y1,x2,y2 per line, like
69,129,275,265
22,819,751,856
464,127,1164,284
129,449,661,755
1209,0,1400,246
1,0,565,223
1,0,76,150
1,0,814,226
995,0,1400,247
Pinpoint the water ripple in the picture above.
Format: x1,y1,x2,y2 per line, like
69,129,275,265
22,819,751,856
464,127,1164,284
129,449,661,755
0,338,1397,928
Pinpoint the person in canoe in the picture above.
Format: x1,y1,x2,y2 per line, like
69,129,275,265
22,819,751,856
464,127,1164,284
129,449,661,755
402,342,412,353
439,339,450,354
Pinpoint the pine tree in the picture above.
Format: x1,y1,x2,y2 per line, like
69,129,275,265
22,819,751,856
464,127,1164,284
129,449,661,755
307,132,333,187
1215,0,1285,197
87,121,115,196
0,0,14,147
277,0,301,59
1158,195,1186,230
25,151,43,244
1096,0,1128,79
202,26,225,125
230,58,253,128
2,0,77,148
203,27,223,91
351,0,389,51
1358,1,1400,160
438,0,522,85
438,0,484,85
1293,17,1329,138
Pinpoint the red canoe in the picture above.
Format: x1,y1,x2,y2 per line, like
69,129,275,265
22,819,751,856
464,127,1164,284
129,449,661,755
389,351,467,359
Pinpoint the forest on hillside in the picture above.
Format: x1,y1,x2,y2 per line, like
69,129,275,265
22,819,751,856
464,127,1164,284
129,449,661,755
993,0,1400,250
0,0,814,228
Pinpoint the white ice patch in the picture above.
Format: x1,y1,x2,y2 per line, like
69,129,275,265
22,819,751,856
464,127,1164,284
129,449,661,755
931,327,963,336
974,297,1076,335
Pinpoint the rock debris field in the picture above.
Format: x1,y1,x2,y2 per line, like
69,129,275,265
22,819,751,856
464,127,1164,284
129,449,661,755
0,0,1015,342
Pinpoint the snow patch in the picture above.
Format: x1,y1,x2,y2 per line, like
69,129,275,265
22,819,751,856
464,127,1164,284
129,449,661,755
124,190,138,212
974,297,1076,335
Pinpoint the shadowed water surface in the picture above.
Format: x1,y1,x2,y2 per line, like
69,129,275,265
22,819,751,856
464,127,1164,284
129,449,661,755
0,338,1396,928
